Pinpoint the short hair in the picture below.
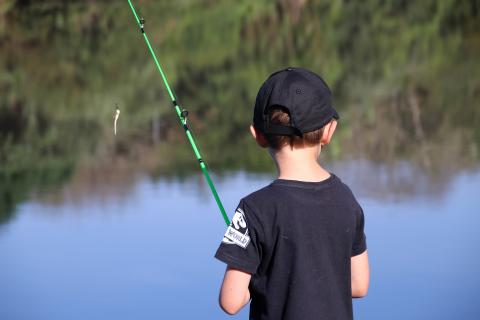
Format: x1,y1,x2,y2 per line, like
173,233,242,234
263,106,325,150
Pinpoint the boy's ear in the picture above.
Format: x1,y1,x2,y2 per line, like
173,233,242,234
250,124,269,148
320,120,337,146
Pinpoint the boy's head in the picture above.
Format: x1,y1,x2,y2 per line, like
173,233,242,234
251,67,339,151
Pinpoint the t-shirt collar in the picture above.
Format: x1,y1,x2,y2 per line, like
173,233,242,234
271,173,338,190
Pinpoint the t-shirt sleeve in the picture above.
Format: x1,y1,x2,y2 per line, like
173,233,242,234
214,200,262,274
351,208,367,257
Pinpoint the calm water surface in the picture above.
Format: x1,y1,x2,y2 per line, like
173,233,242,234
0,167,479,320
2,2,479,319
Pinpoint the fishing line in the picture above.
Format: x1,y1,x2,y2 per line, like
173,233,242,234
126,0,230,226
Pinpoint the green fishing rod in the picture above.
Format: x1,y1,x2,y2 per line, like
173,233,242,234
127,0,230,226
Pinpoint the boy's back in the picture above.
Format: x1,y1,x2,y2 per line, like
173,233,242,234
215,174,366,320
215,67,369,319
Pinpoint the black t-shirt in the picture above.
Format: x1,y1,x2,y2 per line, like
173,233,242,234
215,174,367,320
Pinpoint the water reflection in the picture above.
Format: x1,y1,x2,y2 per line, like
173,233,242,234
0,170,478,319
2,3,479,225
1,2,479,319
28,158,475,210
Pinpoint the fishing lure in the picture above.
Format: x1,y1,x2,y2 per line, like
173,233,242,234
114,104,120,135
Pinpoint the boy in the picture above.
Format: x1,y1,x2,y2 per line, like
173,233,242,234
215,67,369,320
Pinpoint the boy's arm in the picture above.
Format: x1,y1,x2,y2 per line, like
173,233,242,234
219,267,252,315
351,250,369,298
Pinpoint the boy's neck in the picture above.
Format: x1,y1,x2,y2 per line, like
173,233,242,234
271,144,331,182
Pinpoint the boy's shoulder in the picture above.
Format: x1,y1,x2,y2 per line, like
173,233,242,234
239,174,359,217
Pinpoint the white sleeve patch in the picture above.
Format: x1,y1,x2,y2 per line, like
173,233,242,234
222,208,251,249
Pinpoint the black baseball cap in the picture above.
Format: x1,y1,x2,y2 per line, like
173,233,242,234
253,67,339,136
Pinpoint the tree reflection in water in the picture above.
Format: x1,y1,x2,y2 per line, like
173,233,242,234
0,0,479,223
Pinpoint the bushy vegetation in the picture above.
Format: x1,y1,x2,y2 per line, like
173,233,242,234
1,0,479,222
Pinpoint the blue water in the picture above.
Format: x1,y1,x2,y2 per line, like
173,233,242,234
0,168,479,319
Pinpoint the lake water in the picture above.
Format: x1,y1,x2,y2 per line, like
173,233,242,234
1,1,479,319
0,164,479,320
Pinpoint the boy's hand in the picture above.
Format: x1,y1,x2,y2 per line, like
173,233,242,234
219,267,252,315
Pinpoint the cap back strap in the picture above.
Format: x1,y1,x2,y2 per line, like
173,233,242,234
265,123,302,137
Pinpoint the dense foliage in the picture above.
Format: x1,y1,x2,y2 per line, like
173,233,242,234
1,0,479,222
